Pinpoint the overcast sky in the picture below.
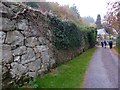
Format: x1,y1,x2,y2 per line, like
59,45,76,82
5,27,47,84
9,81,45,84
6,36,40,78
46,0,119,20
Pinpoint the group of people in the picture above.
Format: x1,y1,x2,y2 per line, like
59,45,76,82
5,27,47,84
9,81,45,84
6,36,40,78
101,40,113,49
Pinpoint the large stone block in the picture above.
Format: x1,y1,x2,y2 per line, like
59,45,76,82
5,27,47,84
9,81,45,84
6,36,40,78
28,72,36,78
10,62,27,79
12,46,26,56
0,31,6,44
21,30,33,37
0,3,8,14
5,31,24,45
27,59,41,72
41,51,49,63
2,66,9,80
21,48,35,64
34,46,50,63
38,37,46,45
1,18,16,31
2,66,9,76
17,19,28,31
0,3,14,18
25,37,39,47
37,46,50,63
34,46,50,64
2,44,13,63
29,24,41,37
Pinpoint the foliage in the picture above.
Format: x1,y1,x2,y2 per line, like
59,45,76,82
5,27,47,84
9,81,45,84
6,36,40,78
103,1,120,34
87,27,97,48
36,2,83,26
49,16,80,49
102,23,114,34
116,36,120,53
25,2,39,8
114,36,120,54
48,3,81,22
24,2,94,27
49,16,97,50
114,47,120,54
23,48,96,88
70,4,80,19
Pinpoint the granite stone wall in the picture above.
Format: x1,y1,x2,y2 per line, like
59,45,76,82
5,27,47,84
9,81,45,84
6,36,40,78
1,2,55,88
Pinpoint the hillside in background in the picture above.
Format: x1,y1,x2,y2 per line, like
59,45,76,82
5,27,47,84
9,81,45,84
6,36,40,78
83,16,95,23
24,2,95,27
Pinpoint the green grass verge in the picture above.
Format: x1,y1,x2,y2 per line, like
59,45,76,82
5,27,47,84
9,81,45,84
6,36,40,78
22,47,96,88
114,46,120,54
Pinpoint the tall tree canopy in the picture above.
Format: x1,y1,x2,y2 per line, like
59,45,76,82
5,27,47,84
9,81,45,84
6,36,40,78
95,14,102,29
103,1,120,34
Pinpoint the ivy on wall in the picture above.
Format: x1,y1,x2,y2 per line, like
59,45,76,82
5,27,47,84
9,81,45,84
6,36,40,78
49,16,97,50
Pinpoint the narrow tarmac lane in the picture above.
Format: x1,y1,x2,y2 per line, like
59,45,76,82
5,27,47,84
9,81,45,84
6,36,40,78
84,46,118,88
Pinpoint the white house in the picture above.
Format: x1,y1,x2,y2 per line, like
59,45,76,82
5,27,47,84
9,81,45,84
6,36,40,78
97,28,106,35
96,28,110,44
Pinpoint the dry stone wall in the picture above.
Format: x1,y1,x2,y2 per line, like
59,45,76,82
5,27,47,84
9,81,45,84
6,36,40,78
1,2,55,88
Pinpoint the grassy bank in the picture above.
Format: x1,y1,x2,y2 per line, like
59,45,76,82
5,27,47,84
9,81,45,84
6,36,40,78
114,46,120,54
22,47,96,88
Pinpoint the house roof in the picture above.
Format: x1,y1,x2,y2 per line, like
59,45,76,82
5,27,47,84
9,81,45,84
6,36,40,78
97,28,107,35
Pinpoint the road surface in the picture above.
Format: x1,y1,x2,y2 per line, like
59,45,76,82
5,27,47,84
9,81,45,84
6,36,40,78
84,46,119,88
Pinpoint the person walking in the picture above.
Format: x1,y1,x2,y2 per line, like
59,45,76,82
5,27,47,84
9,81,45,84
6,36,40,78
101,41,104,47
109,40,113,49
104,40,107,48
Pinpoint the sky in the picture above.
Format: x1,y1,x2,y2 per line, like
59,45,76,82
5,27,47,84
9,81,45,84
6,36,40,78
46,0,119,20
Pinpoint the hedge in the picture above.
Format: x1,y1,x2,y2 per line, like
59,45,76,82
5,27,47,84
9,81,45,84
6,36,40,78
116,36,120,53
49,16,97,50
